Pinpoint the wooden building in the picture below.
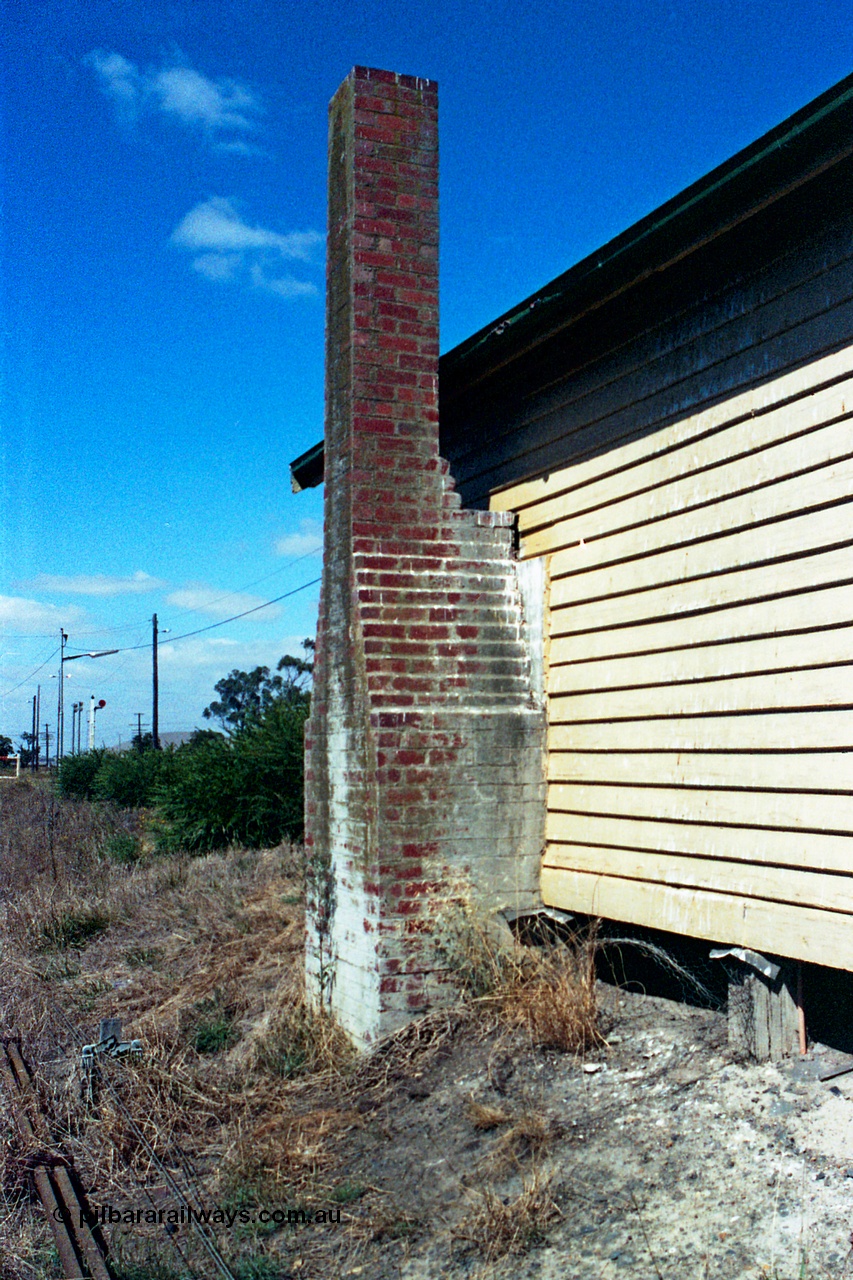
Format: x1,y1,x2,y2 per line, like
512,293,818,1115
294,69,853,1042
439,72,853,973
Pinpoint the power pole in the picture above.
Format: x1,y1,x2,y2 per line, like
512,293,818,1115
132,714,146,747
35,685,41,771
58,629,68,762
31,694,37,772
152,613,160,750
77,703,83,754
44,723,50,770
70,704,77,755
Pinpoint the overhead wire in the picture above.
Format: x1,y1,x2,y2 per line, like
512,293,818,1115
70,575,322,657
0,646,60,695
156,543,322,625
3,550,322,679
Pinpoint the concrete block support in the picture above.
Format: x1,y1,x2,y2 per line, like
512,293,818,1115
304,67,547,1047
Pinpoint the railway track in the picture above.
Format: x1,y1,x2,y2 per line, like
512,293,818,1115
0,1038,112,1280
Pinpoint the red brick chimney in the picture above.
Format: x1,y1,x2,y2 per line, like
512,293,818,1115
305,68,545,1045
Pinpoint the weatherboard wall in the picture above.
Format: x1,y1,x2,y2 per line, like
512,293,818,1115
483,198,853,969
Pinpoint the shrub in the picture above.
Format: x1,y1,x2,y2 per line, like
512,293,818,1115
56,748,106,800
93,746,176,809
102,831,142,864
155,702,308,852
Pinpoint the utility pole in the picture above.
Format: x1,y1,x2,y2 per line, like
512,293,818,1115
77,703,83,754
70,703,77,755
58,629,68,762
44,723,50,770
36,685,41,771
31,694,37,772
152,613,160,750
132,714,146,747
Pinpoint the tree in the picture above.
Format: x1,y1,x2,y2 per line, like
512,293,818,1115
201,665,274,735
202,641,314,733
270,639,314,707
0,735,14,758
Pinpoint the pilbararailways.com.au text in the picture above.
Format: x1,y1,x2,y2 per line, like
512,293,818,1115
58,1205,342,1230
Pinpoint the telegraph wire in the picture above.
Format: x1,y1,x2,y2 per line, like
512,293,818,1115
68,575,322,657
155,543,322,624
0,646,60,695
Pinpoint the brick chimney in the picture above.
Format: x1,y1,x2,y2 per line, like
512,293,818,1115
305,67,546,1046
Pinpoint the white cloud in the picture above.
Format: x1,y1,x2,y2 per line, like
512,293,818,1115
166,584,282,622
191,252,241,282
25,571,164,597
86,51,140,113
151,66,259,132
172,199,321,259
171,199,321,299
86,51,262,148
250,263,317,298
0,596,87,632
275,519,323,558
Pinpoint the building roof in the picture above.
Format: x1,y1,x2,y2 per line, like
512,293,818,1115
289,70,853,493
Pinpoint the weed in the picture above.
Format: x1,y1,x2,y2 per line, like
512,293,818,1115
112,1256,189,1280
372,1213,422,1242
484,1112,555,1174
34,954,81,981
191,997,238,1054
125,945,160,968
436,901,605,1052
75,975,113,1013
230,1257,287,1280
246,982,354,1080
467,1098,513,1130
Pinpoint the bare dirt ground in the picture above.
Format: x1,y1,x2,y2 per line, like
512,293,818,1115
1,782,852,1280
326,985,853,1280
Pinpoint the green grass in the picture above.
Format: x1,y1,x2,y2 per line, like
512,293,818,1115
191,996,238,1054
39,906,111,950
329,1180,367,1205
125,945,160,968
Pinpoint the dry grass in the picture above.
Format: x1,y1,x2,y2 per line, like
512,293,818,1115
466,1098,513,1130
436,899,607,1053
0,785,606,1277
455,1170,562,1261
0,784,343,1276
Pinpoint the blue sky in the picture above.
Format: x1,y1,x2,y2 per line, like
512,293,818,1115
3,0,852,749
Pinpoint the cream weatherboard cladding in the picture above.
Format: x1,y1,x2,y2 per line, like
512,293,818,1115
492,347,853,971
